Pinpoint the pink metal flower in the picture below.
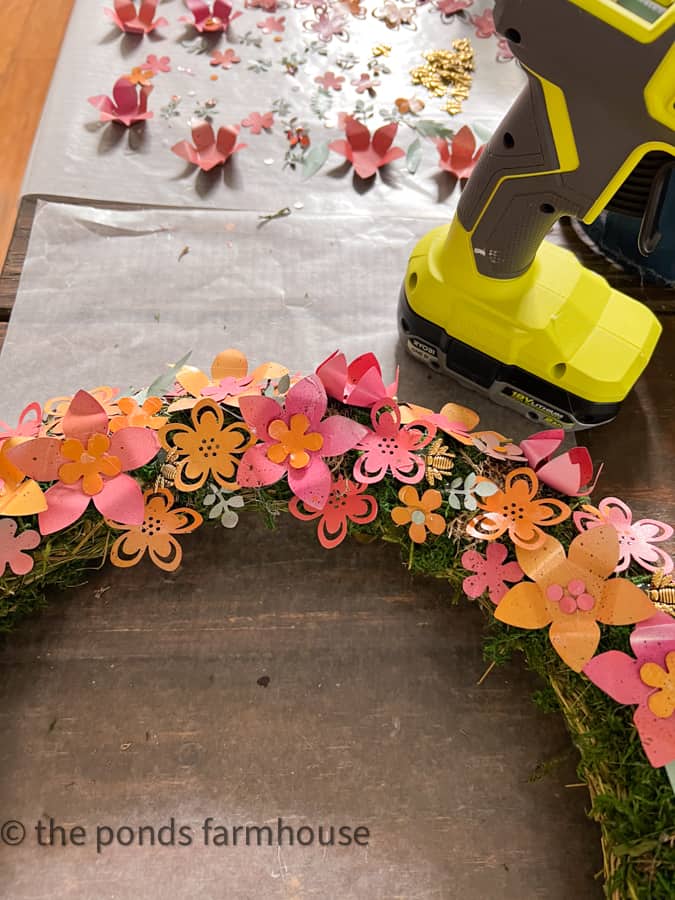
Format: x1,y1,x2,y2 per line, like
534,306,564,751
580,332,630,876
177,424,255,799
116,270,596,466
0,519,40,577
172,122,247,172
584,613,675,767
329,116,405,179
435,126,484,179
88,78,153,127
6,391,158,535
304,11,349,43
257,14,285,32
289,475,377,548
353,401,434,485
315,350,398,408
144,55,171,74
103,0,168,34
201,375,255,403
241,111,274,134
0,402,41,443
470,8,495,37
461,542,523,605
314,71,345,91
238,375,368,509
519,429,601,497
574,497,674,575
351,73,380,95
180,0,242,32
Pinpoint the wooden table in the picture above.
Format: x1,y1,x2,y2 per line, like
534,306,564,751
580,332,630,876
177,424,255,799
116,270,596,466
0,196,672,899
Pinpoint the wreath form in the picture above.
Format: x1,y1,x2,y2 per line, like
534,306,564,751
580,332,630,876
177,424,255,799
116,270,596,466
1,348,674,898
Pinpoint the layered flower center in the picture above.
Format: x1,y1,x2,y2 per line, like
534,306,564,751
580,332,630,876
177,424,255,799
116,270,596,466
267,414,323,469
411,509,427,525
640,652,675,719
204,15,224,29
59,434,122,496
546,578,596,615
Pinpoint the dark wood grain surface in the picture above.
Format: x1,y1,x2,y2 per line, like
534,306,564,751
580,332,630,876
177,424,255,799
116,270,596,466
0,196,672,899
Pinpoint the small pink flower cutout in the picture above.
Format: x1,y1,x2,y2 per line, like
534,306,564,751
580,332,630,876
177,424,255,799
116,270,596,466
314,71,345,91
304,11,349,43
144,55,171,74
351,73,379,95
210,50,241,69
0,519,40,576
353,401,434,485
241,111,274,134
257,15,285,32
470,8,495,37
461,542,523,605
574,497,674,575
546,578,596,615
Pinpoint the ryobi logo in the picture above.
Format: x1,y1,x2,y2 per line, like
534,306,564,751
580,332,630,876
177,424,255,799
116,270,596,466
407,337,438,364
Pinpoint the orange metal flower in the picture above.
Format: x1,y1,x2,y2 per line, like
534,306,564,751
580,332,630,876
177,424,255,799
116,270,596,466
127,66,155,86
0,439,47,516
495,526,656,671
109,488,203,572
400,401,479,446
466,467,570,550
109,396,168,433
159,398,253,491
391,485,445,543
59,434,122,495
640,653,675,718
267,414,323,468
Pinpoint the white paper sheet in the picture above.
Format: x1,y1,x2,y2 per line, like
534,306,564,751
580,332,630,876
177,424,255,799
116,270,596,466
0,199,535,441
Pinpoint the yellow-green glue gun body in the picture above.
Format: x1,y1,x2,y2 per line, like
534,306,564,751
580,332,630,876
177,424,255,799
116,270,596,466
400,0,675,429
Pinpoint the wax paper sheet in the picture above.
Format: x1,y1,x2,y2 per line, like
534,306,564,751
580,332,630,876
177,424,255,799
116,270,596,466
0,199,536,440
22,0,524,212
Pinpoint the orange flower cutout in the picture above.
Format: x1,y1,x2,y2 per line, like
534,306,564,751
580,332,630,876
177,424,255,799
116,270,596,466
466,468,570,549
109,488,203,572
0,438,47,516
640,653,675,718
109,397,168,433
267,414,323,468
159,398,253,491
127,66,155,86
169,348,288,412
400,401,479,446
44,386,120,435
495,526,656,671
391,486,446,543
59,434,122,495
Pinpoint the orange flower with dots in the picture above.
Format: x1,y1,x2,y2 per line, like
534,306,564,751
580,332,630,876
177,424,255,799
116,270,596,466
391,486,445,543
109,489,202,572
109,397,168,433
466,468,570,550
159,398,253,491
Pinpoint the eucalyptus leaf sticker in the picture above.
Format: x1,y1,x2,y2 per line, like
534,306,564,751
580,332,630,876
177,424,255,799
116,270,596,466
135,352,192,404
447,472,498,511
302,141,330,179
406,137,422,174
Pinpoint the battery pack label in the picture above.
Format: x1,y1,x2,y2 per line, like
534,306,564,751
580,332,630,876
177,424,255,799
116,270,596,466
407,337,439,365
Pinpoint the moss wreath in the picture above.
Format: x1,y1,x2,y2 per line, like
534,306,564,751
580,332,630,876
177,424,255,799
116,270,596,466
0,348,673,898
